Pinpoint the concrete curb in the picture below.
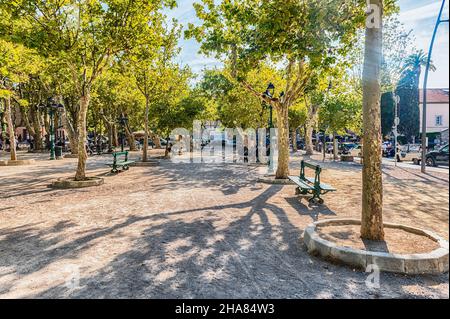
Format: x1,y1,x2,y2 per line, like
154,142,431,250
0,159,36,166
51,177,104,189
303,219,449,274
257,176,295,185
63,154,79,158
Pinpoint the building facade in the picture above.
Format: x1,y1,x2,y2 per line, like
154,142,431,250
419,88,449,135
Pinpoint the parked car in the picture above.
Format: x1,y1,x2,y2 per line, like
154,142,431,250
349,145,362,157
424,144,449,167
409,144,449,166
339,142,358,155
398,149,421,164
17,141,31,150
144,137,167,148
395,145,419,164
325,142,334,154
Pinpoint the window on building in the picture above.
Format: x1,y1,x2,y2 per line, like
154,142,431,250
436,115,443,126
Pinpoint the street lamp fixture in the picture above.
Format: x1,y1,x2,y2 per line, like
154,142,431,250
265,83,275,98
38,97,64,160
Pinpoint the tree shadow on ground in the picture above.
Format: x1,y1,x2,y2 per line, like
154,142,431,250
284,197,336,222
1,157,448,298
0,186,441,299
137,161,261,195
0,158,111,199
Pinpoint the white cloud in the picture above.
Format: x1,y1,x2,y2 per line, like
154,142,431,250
398,0,449,88
399,1,448,23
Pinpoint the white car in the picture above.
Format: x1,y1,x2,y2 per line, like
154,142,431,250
399,150,421,164
349,145,362,157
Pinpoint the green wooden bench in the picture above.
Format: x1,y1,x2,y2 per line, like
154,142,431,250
106,151,135,173
288,160,336,204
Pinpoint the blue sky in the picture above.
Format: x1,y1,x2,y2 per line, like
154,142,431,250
166,0,449,88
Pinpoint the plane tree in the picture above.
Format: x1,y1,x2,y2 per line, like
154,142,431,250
0,39,42,160
3,0,175,180
187,0,367,179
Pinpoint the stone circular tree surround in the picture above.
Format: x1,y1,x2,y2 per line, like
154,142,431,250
0,159,36,166
303,219,449,275
51,177,104,189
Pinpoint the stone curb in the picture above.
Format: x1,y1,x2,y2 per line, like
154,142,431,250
0,159,36,166
303,219,449,275
257,175,295,185
63,154,79,158
51,177,104,189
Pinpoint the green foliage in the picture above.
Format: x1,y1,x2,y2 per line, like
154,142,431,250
395,51,434,142
319,92,362,135
289,102,308,130
381,92,395,137
195,65,284,129
187,0,367,70
0,39,43,86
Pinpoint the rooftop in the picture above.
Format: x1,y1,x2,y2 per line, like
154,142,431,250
419,88,449,104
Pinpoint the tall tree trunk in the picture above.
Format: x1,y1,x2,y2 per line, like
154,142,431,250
305,102,319,156
150,132,161,149
305,124,315,155
19,104,35,139
361,0,384,241
333,132,339,160
63,107,79,155
31,107,43,151
143,97,149,162
291,129,298,152
19,103,43,150
106,122,113,151
5,97,17,161
124,124,136,151
275,103,290,179
75,94,90,181
112,124,119,147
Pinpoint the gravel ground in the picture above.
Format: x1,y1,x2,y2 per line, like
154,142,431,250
0,150,448,299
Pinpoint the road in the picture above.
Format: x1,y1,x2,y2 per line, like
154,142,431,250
348,156,448,174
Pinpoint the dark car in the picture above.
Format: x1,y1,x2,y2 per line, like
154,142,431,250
145,138,167,148
425,144,449,167
296,139,305,150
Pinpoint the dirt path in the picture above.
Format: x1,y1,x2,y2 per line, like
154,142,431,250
0,151,448,298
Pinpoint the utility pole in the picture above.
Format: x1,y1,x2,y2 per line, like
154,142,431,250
393,95,400,167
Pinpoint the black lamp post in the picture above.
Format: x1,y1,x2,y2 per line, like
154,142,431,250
264,83,275,129
421,0,448,173
262,83,276,172
38,97,64,160
118,114,128,152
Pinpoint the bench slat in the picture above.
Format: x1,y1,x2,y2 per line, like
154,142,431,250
303,162,321,170
304,177,336,191
106,161,135,167
288,176,314,190
113,152,129,156
116,161,135,166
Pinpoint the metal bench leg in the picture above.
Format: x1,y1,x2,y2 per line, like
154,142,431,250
309,191,324,205
295,187,309,195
